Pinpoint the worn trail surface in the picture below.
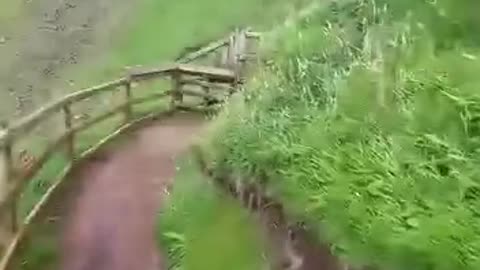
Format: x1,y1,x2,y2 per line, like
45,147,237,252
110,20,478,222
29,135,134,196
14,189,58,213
60,112,206,270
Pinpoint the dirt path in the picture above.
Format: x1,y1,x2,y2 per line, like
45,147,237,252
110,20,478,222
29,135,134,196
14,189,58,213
60,112,207,270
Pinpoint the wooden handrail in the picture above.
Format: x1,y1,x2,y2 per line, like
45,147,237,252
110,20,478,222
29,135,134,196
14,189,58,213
0,63,236,145
180,78,233,91
1,91,173,206
129,63,179,81
0,27,259,269
177,37,230,64
130,63,236,83
2,78,127,142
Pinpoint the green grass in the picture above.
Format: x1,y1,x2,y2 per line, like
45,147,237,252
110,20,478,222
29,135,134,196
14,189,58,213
0,0,23,25
10,153,66,270
71,0,305,88
202,1,480,270
18,153,68,219
13,223,58,270
157,156,265,270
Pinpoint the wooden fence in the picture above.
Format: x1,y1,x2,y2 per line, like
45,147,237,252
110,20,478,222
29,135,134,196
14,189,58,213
0,28,260,268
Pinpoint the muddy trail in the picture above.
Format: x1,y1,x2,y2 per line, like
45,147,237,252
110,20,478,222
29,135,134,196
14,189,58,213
0,0,135,120
59,112,207,270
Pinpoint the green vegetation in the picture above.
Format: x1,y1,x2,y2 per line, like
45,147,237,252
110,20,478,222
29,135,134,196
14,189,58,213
0,0,23,25
202,1,480,270
73,0,307,87
18,153,68,219
157,157,264,270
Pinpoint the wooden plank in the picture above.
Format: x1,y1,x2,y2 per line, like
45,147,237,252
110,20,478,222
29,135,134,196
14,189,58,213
72,92,170,135
73,106,125,135
235,29,248,81
180,89,216,100
170,73,183,109
202,84,210,104
220,46,229,68
124,79,133,123
176,64,235,83
7,78,127,140
131,63,234,83
232,30,243,81
129,92,171,107
0,138,14,252
180,78,232,91
5,91,171,210
129,63,177,82
63,104,75,161
245,31,261,39
176,104,221,114
226,33,236,69
0,131,6,149
177,37,229,64
176,28,255,64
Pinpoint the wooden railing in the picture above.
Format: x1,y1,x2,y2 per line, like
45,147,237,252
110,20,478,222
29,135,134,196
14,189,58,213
0,28,260,268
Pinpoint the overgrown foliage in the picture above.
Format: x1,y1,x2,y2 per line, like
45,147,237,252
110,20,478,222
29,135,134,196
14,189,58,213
205,1,480,269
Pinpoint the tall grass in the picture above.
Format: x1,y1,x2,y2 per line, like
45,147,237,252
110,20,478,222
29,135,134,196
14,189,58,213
204,1,480,269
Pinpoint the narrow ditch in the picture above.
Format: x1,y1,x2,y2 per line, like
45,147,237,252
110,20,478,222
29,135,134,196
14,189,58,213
193,151,349,270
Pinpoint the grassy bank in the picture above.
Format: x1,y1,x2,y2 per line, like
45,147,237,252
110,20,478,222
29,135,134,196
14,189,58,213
0,0,24,33
157,156,264,270
202,1,480,269
72,0,308,87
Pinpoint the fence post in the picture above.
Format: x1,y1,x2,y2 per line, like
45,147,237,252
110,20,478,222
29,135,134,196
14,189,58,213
63,104,75,161
0,126,15,252
219,44,229,68
170,72,183,109
124,78,133,122
226,30,236,70
235,29,248,84
228,28,242,89
201,83,210,105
